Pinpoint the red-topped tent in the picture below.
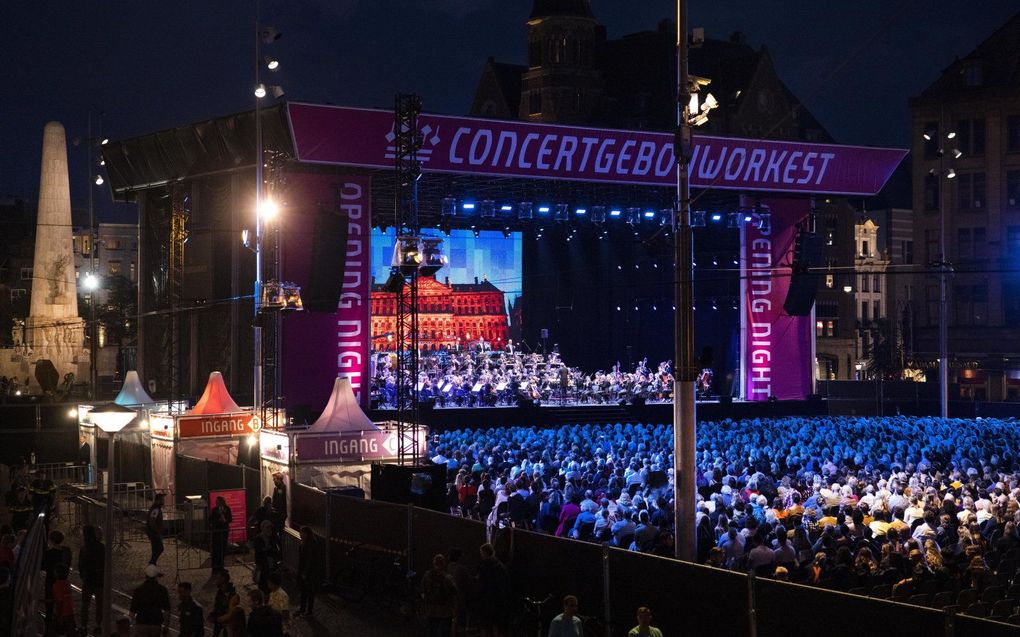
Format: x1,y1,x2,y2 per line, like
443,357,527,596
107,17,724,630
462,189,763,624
190,371,242,415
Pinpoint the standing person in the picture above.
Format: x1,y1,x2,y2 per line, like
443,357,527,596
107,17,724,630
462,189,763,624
29,469,56,528
421,553,458,637
41,530,72,630
627,606,663,637
208,571,237,637
271,473,288,532
547,595,582,637
246,589,284,637
209,496,232,574
145,493,165,565
446,548,471,636
129,564,171,637
78,525,105,634
51,563,76,636
474,543,511,637
253,520,280,594
296,526,320,618
9,486,33,532
177,582,204,637
266,573,292,636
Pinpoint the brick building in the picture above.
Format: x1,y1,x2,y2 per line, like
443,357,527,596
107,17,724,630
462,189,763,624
371,276,510,351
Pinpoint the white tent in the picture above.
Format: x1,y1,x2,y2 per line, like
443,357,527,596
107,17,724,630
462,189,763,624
306,377,379,433
113,370,156,406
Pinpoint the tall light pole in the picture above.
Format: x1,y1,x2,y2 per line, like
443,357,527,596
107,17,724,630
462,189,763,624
673,0,697,562
91,403,135,637
253,3,266,416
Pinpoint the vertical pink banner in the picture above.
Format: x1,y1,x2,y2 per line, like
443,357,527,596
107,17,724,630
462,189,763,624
209,489,247,543
336,177,372,408
740,196,814,401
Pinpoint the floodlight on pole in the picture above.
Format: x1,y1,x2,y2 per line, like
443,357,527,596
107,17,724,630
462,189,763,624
255,83,267,98
92,402,136,637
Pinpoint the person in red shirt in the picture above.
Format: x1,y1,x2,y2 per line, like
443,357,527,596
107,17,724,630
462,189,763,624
51,563,76,636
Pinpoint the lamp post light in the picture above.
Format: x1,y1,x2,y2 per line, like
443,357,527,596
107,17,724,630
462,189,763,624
91,403,136,637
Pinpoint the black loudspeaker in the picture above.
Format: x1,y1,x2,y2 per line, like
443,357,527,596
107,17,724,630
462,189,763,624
783,226,822,316
304,208,349,312
371,463,447,511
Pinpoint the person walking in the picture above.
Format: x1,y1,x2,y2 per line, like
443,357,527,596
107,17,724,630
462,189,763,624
41,529,72,631
208,570,237,637
296,526,320,618
627,607,663,637
547,595,582,637
209,496,232,574
145,493,165,565
246,589,284,637
474,543,511,637
51,563,76,636
266,573,292,636
129,564,171,637
421,553,458,637
78,524,105,634
253,520,280,594
177,581,204,637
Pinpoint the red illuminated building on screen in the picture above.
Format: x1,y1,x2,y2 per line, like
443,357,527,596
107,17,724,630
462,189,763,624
371,275,510,351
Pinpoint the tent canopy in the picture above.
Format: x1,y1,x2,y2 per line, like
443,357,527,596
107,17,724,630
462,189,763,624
307,377,378,433
190,371,242,415
114,370,156,406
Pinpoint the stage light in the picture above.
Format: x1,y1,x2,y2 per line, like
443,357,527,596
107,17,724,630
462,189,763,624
712,257,718,266
727,212,741,228
947,131,956,139
660,209,672,226
710,213,722,222
502,228,511,238
500,204,513,212
247,434,257,447
626,208,641,225
392,235,422,275
732,258,738,266
419,237,448,276
100,138,109,146
480,200,495,218
95,175,104,186
635,264,640,270
690,210,706,227
441,197,457,216
538,205,550,214
99,159,105,166
616,306,621,311
264,55,280,70
744,214,753,222
946,168,956,179
255,83,267,98
712,299,718,310
473,228,480,237
652,305,657,311
591,206,606,223
270,85,285,99
634,305,639,311
701,93,719,111
923,131,933,141
643,210,655,219
575,208,587,216
462,202,476,211
953,149,963,159
518,202,534,219
554,203,569,222
609,209,622,218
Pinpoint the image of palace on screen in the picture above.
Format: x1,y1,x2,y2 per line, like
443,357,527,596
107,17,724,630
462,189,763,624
371,275,511,351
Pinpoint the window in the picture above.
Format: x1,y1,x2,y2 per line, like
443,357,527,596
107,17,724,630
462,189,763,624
956,119,986,156
861,302,869,322
1007,171,1020,208
529,92,542,115
106,238,121,250
924,173,939,211
816,320,824,337
1008,226,1020,256
816,301,838,317
873,274,881,293
108,260,122,276
957,172,986,210
1008,115,1020,153
926,285,939,326
20,267,32,280
861,240,870,258
10,288,26,301
962,63,983,87
861,274,869,292
923,121,940,158
873,300,881,320
901,240,914,264
826,320,836,337
825,215,837,246
958,227,986,260
825,274,834,289
925,230,940,264
954,284,988,326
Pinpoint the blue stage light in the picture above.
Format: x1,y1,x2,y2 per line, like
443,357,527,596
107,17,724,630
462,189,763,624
462,202,476,210
538,205,551,214
575,208,587,215
643,210,655,219
500,204,513,212
609,209,622,217
711,213,722,222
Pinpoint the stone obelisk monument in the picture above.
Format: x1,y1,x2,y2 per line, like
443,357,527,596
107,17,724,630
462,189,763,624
22,122,88,392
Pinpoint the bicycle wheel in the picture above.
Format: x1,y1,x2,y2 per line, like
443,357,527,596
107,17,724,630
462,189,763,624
333,565,368,602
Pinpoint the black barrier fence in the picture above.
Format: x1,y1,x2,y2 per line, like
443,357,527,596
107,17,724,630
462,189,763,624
295,491,1017,637
174,454,259,533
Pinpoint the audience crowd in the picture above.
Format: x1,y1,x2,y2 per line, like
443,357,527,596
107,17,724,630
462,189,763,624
430,415,1020,616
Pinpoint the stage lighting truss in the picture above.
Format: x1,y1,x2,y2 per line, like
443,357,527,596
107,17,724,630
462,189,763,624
418,237,448,276
392,235,423,275
260,280,304,311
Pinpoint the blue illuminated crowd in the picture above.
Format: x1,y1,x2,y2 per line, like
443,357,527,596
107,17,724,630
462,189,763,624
431,416,1020,611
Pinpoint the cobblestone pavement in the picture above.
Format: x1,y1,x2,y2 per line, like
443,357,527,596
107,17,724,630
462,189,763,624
11,498,424,636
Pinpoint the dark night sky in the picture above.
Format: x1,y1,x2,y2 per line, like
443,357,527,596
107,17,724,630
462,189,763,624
2,1,1017,220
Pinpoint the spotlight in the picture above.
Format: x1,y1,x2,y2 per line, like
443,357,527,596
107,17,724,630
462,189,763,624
255,83,267,98
264,55,280,70
727,212,741,228
643,210,656,219
575,207,587,216
947,131,956,139
480,200,496,218
247,434,257,447
591,206,606,223
462,202,476,211
84,273,99,290
473,228,480,237
660,209,672,226
953,149,963,159
710,213,723,222
391,235,422,275
538,205,551,214
270,85,285,99
100,138,109,146
690,210,706,227
502,228,512,238
260,198,279,220
68,408,78,418
923,131,933,141
500,204,514,212
95,175,104,186
418,237,448,276
518,202,534,220
441,196,457,216
946,169,956,179
554,204,569,222
609,208,622,218
626,207,641,225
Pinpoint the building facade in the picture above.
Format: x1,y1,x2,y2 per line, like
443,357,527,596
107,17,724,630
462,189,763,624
909,11,1020,400
371,276,510,351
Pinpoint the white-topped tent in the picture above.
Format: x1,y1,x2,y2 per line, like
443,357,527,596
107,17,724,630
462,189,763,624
306,377,379,433
114,370,156,406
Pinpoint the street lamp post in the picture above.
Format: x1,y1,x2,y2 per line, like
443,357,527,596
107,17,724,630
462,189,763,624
91,403,135,637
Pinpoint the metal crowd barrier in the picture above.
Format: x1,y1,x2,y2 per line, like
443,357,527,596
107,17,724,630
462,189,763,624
35,461,87,486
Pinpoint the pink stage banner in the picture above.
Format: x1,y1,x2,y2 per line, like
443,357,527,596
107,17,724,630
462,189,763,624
337,176,372,407
288,102,906,196
740,196,814,401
